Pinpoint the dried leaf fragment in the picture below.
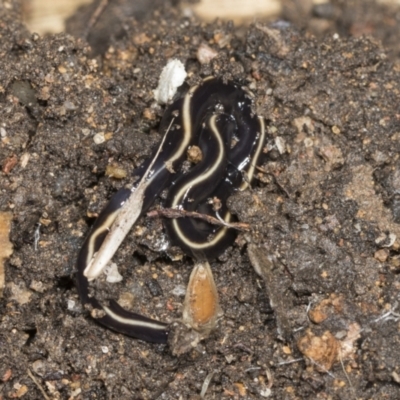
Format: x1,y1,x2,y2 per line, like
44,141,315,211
169,261,224,354
182,260,222,335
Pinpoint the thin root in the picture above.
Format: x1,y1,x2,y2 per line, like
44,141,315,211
147,208,250,231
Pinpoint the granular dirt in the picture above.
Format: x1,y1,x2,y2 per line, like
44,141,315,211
1,0,400,399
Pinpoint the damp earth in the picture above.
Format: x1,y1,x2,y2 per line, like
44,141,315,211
1,0,400,399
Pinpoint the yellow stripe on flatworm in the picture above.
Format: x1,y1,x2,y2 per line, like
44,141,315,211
170,115,265,251
165,83,198,165
83,209,120,277
170,114,231,250
102,305,166,330
240,116,265,190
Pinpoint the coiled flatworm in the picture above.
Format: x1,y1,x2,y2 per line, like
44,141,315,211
76,77,265,343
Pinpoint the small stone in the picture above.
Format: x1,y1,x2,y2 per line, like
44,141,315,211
143,108,156,120
292,116,314,135
2,369,12,382
318,144,344,168
196,43,218,64
171,284,186,297
308,294,343,324
392,371,400,384
67,299,76,311
275,136,286,154
105,164,127,179
104,132,113,141
187,145,202,163
64,100,77,110
374,249,389,262
260,388,272,397
93,132,105,144
308,305,328,324
20,153,30,169
9,282,32,305
11,383,28,398
304,137,313,148
153,59,187,104
233,382,246,396
2,154,18,174
105,262,123,283
58,65,67,74
29,280,45,293
297,329,339,371
31,360,45,376
118,292,136,309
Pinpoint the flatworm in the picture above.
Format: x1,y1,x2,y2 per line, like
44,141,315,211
76,77,265,343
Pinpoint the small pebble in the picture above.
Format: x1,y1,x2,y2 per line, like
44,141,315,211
196,43,218,64
171,284,186,297
105,262,123,283
93,132,105,144
374,249,388,262
153,59,187,104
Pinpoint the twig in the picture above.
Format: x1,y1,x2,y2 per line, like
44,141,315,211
233,342,253,354
82,0,109,40
27,368,50,400
200,371,215,398
373,301,400,323
338,351,357,400
276,357,304,366
307,357,336,379
34,223,41,251
85,118,175,279
147,208,250,232
265,366,274,389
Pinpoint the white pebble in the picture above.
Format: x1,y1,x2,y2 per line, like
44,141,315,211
67,299,76,310
153,59,187,104
105,262,123,283
275,136,286,154
196,43,218,64
260,388,272,397
93,132,105,144
20,152,30,168
171,284,186,297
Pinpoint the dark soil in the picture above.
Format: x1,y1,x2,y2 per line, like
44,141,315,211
1,0,400,399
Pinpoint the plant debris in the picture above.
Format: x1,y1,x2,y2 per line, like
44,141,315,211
2,0,400,398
